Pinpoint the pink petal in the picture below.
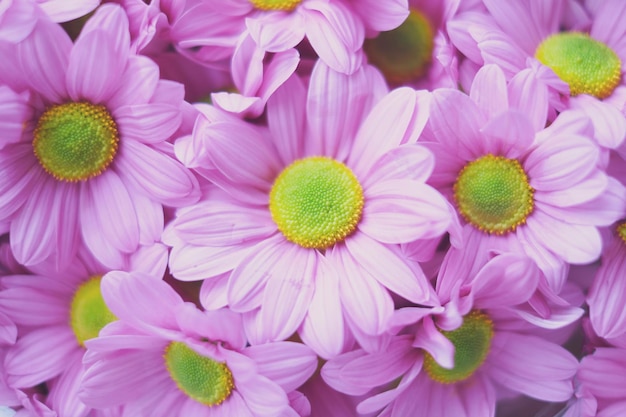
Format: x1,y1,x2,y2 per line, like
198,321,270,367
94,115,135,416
469,64,508,119
305,61,386,161
17,19,71,102
345,232,435,303
246,10,305,52
114,103,183,145
40,0,100,22
487,332,577,401
508,68,549,132
257,244,317,341
478,30,528,77
299,258,345,359
66,30,123,103
569,95,626,149
267,74,307,165
354,0,409,31
479,110,536,158
101,270,182,334
534,171,607,208
0,145,43,221
412,316,455,369
578,348,626,399
115,140,200,206
227,235,290,311
0,285,68,327
168,241,257,281
303,1,364,74
176,305,246,351
360,179,451,243
243,342,317,392
0,312,16,345
588,245,626,339
199,273,230,310
333,245,394,335
257,48,301,103
47,355,90,417
590,0,626,55
363,144,435,188
234,373,288,416
349,88,430,175
0,86,31,149
80,172,140,264
107,56,159,109
321,349,378,396
232,33,265,94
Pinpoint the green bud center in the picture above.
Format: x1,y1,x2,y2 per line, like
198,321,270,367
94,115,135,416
33,102,119,182
535,32,622,99
249,0,301,11
424,311,494,384
269,156,364,249
164,342,234,406
454,154,534,235
70,276,117,347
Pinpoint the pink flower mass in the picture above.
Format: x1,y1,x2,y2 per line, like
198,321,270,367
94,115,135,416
1,1,626,417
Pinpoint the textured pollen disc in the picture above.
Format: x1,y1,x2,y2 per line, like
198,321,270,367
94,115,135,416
617,222,626,245
164,342,235,406
453,154,534,235
70,276,117,347
269,156,364,250
33,101,119,182
249,0,301,11
363,8,434,84
423,311,494,384
535,32,622,99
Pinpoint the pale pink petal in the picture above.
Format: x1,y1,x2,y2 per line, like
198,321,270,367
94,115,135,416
354,0,409,31
569,95,626,149
114,103,182,145
40,0,99,22
487,332,577,401
479,110,536,158
349,88,430,175
345,232,435,304
17,19,71,102
66,30,122,103
47,355,90,417
321,349,373,396
107,56,159,109
333,245,394,335
363,144,435,187
525,210,602,264
598,401,626,417
257,48,301,102
300,258,345,359
211,92,262,117
412,316,455,369
235,373,288,416
232,33,264,94
129,192,164,246
360,179,451,243
483,0,549,54
199,273,230,310
508,68,549,132
217,391,254,417
303,1,364,74
534,171,607,208
168,241,257,281
0,312,16,345
478,30,528,76
267,74,307,165
469,64,508,119
5,326,77,388
243,342,317,392
114,140,200,206
588,244,626,338
0,286,68,327
227,235,290,311
0,87,31,149
176,305,246,350
306,61,387,161
391,373,468,417
246,10,305,52
0,145,44,221
578,348,626,399
101,270,182,334
257,244,317,341
80,172,140,264
590,0,626,56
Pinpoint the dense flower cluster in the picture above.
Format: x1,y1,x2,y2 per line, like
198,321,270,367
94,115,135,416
1,0,625,416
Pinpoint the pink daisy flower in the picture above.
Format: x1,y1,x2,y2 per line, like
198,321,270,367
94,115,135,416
322,246,578,417
167,62,451,357
169,0,409,75
362,0,460,90
448,0,626,150
79,271,317,417
424,64,626,292
0,4,199,269
0,243,167,417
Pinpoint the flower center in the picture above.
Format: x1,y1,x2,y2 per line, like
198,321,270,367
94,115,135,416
363,9,434,84
249,0,301,11
33,102,119,182
164,342,234,406
269,156,364,249
69,276,117,347
617,222,626,245
453,154,534,235
423,310,494,384
535,32,622,99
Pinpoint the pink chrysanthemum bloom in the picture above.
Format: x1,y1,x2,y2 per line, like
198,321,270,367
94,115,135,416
79,271,317,417
424,64,626,293
448,0,626,150
322,246,578,417
362,0,460,90
0,243,167,417
0,4,199,269
169,0,409,75
167,62,451,357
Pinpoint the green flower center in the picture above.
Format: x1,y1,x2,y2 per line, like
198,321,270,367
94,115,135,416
363,9,434,84
616,222,626,245
70,276,117,347
424,311,494,384
33,102,119,182
164,342,234,406
535,32,622,99
249,0,301,11
269,156,364,249
453,154,534,235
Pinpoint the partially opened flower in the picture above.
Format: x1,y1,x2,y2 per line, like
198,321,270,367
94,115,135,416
167,61,451,357
0,4,199,269
425,64,626,293
322,246,578,417
79,271,317,417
